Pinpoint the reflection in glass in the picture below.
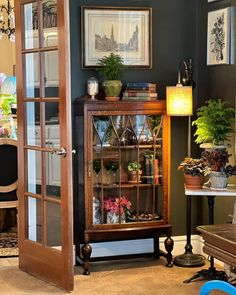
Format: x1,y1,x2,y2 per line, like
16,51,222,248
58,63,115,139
93,159,101,186
46,201,61,249
24,53,40,98
27,196,42,243
103,159,112,185
42,0,58,47
27,149,41,194
26,102,41,146
24,2,39,49
110,160,119,185
45,101,60,148
46,152,61,198
43,50,59,97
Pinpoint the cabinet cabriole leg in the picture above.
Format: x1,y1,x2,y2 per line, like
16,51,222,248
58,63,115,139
81,243,92,275
164,236,174,267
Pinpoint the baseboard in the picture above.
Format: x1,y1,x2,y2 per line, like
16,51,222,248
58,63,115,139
86,234,205,258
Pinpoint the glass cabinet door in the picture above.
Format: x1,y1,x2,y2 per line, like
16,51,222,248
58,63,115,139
91,114,163,225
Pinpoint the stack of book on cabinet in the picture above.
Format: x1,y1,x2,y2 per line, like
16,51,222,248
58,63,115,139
122,82,158,101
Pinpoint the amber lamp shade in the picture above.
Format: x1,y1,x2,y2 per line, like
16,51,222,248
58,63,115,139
166,85,193,116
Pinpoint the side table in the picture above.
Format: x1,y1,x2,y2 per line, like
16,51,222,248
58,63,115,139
179,187,236,283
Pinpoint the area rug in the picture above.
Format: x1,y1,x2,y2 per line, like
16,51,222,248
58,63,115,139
0,232,18,257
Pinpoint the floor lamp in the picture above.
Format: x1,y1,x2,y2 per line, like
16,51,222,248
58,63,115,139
166,59,205,267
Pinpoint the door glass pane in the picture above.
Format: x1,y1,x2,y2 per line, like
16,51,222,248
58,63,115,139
43,51,59,97
42,0,58,47
27,196,42,243
26,102,41,146
24,53,40,98
27,149,41,194
46,201,61,248
43,50,59,97
46,151,61,198
45,102,60,147
24,2,39,49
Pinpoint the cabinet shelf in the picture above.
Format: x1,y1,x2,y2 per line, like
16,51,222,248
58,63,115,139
93,144,162,151
93,182,162,189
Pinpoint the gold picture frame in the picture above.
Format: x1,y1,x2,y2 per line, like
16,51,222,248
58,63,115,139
81,6,152,69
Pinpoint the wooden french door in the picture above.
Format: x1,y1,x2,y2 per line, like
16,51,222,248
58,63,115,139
15,0,73,291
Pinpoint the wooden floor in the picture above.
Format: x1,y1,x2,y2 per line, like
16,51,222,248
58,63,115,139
0,257,229,294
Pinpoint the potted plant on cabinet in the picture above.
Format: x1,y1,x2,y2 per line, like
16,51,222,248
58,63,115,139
127,161,142,183
97,52,124,101
178,157,208,189
201,149,236,190
192,99,235,149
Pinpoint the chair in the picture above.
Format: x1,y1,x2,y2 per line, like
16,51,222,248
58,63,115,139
200,280,236,295
0,138,18,230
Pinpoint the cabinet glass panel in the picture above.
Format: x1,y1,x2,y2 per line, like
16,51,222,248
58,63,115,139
42,0,58,47
43,50,59,97
27,196,42,243
46,201,61,248
24,53,40,98
27,149,41,194
23,2,39,49
92,114,163,225
26,102,41,146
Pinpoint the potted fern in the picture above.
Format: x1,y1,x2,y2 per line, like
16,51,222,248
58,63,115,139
192,99,235,149
97,53,124,100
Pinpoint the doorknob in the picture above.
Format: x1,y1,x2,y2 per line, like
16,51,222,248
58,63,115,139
51,147,67,158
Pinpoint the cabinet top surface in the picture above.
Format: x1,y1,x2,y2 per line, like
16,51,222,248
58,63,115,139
74,98,167,114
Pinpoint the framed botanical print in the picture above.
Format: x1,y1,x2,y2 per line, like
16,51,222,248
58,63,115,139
207,8,231,65
81,6,152,68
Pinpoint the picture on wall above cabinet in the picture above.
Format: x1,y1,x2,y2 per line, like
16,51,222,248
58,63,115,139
208,0,221,2
81,6,152,68
207,8,231,65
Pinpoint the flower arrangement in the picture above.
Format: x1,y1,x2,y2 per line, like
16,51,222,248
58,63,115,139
104,196,131,215
178,157,208,176
201,149,236,177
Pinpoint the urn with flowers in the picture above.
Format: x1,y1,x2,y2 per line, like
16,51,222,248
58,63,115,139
104,196,131,224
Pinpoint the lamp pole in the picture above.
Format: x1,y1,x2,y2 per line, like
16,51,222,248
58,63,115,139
167,59,205,267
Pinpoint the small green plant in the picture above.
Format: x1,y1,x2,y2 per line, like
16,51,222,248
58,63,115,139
97,53,124,80
192,99,235,145
128,161,141,172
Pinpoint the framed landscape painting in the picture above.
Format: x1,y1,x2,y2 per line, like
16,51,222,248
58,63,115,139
81,6,152,68
207,8,231,65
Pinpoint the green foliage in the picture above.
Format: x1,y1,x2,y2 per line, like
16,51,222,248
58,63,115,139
178,157,208,176
192,99,235,145
97,53,124,80
128,161,141,172
0,94,17,115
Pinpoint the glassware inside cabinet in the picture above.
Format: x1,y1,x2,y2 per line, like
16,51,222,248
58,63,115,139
92,114,164,225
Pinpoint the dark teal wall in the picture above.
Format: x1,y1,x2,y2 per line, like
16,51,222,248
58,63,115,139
196,0,236,226
70,0,198,236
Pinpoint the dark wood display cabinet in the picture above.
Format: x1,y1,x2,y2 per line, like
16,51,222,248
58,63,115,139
74,99,173,274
